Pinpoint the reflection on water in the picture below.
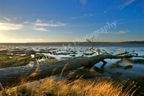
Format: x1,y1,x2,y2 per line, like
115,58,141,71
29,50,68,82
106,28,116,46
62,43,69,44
95,58,144,79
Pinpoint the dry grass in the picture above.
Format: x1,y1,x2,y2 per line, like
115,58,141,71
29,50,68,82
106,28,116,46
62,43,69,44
0,78,136,96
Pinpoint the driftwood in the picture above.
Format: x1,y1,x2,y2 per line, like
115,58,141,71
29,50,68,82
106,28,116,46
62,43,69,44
0,54,132,85
0,83,3,91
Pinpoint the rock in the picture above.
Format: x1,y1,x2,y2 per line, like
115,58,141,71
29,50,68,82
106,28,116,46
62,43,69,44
123,64,133,69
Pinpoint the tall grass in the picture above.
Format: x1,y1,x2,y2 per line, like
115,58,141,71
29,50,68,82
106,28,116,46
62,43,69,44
0,78,136,96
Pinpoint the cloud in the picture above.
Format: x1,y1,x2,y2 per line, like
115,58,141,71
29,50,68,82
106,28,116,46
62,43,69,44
72,13,95,19
23,21,30,24
80,0,87,5
0,22,24,31
100,30,129,35
33,19,66,32
36,19,42,23
34,27,49,32
84,14,95,17
3,17,12,21
35,19,66,27
0,18,66,32
0,37,45,43
120,0,135,10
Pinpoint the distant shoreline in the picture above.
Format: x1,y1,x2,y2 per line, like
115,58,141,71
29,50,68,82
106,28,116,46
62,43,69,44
0,41,144,47
0,41,144,44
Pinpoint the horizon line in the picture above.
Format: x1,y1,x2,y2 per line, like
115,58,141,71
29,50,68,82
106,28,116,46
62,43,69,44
0,40,144,44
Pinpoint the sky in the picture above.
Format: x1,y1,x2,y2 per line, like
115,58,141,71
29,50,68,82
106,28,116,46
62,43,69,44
0,0,143,43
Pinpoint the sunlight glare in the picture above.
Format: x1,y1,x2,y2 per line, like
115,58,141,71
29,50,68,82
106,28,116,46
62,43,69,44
0,32,7,43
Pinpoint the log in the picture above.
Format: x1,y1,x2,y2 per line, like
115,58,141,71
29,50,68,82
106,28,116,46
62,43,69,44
0,54,132,85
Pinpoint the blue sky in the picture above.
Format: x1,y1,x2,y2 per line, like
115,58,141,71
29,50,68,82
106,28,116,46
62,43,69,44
0,0,143,43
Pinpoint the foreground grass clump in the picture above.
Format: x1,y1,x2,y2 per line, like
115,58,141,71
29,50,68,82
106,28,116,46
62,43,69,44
1,78,136,96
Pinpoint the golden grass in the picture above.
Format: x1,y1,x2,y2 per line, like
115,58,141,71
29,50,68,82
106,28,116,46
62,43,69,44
0,78,136,96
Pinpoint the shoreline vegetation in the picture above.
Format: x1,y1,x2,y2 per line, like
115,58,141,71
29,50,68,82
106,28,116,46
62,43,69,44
0,45,144,95
0,41,144,47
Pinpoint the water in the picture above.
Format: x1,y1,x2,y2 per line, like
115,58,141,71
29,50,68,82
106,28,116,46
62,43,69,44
0,42,144,79
95,58,144,79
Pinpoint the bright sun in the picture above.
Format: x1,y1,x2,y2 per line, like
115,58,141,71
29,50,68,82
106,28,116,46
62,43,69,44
0,32,8,43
